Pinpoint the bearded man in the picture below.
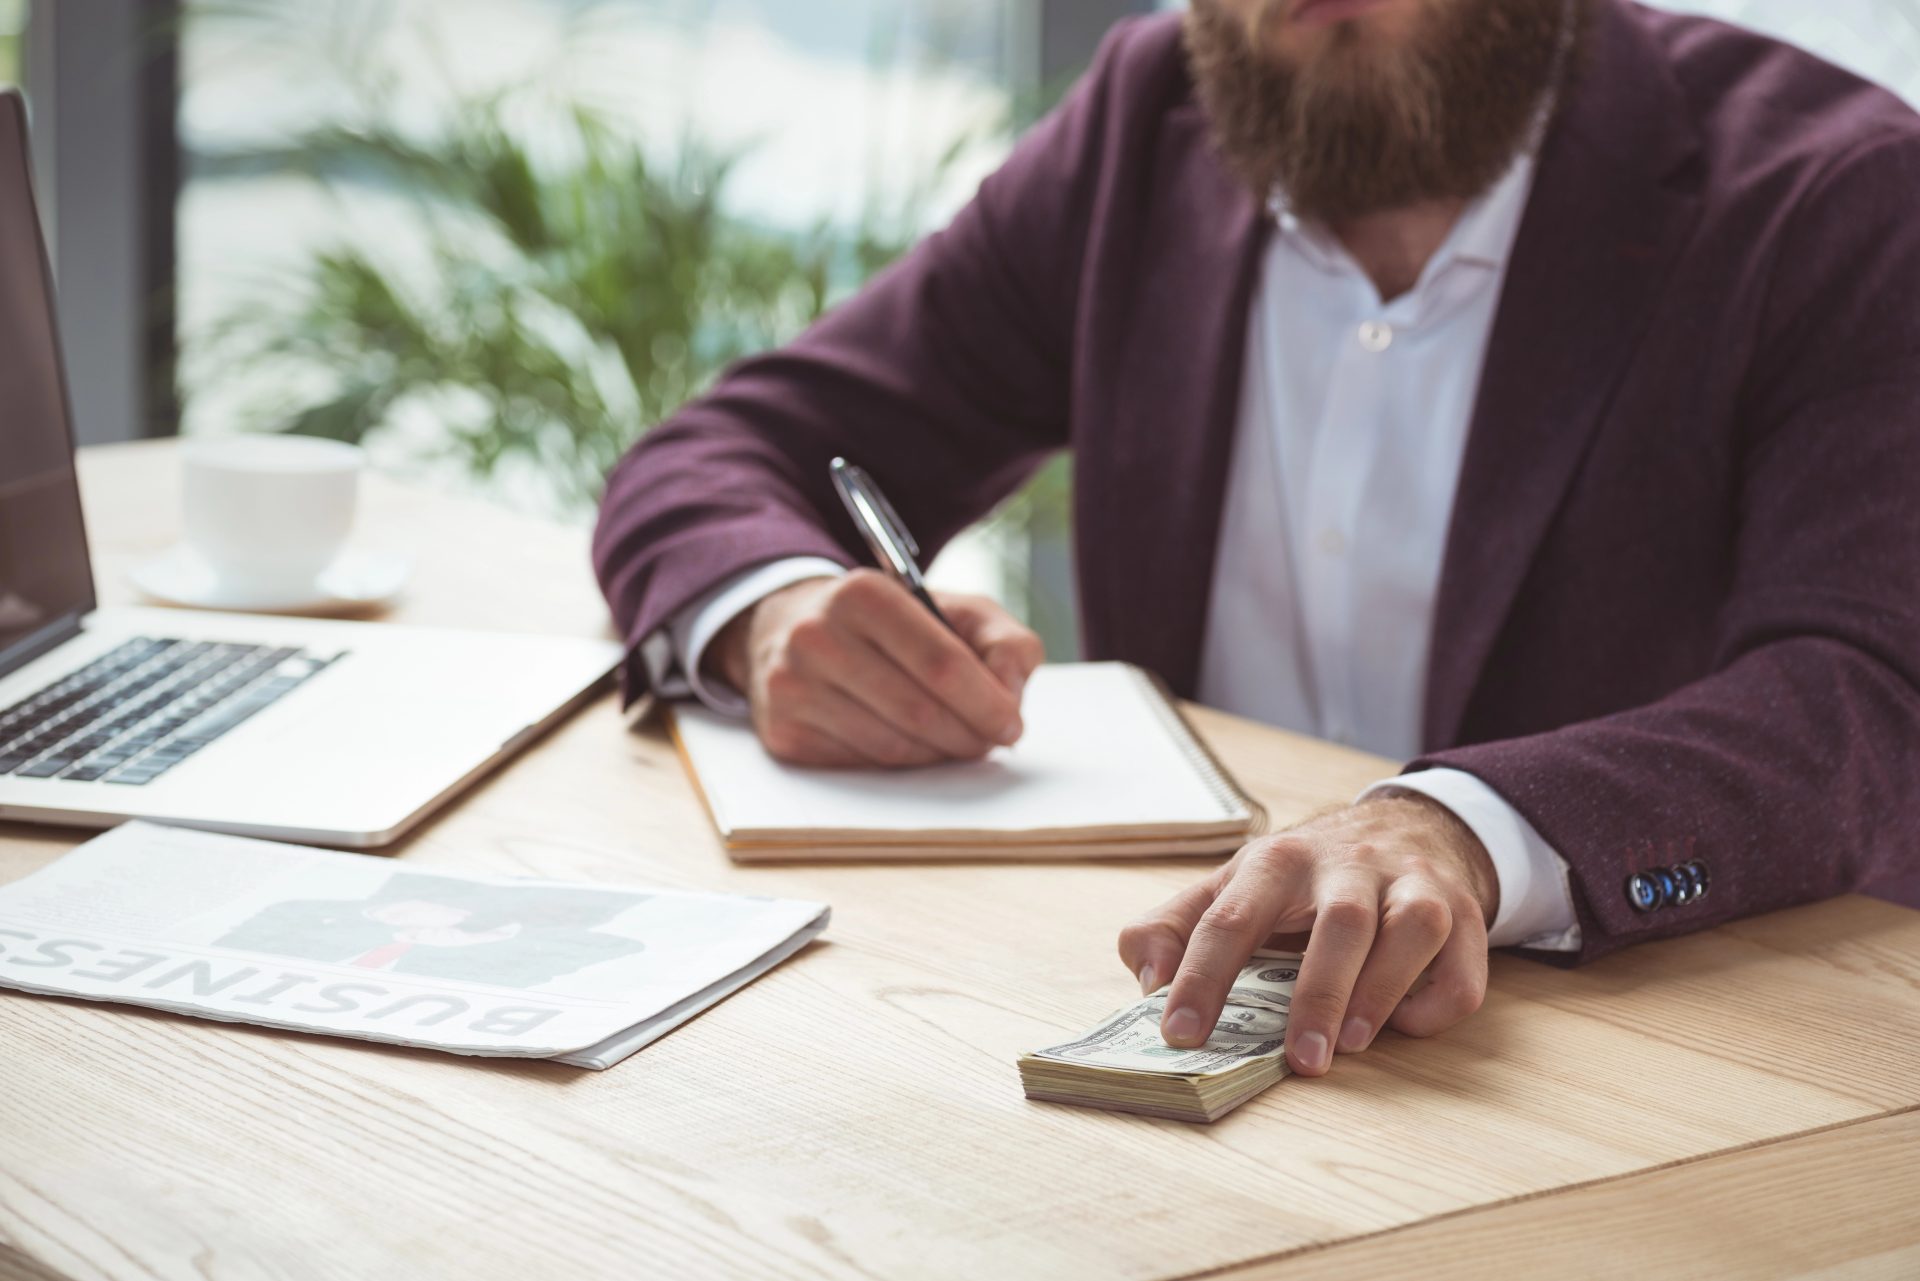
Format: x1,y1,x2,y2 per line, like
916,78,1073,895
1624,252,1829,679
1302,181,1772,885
593,0,1920,1078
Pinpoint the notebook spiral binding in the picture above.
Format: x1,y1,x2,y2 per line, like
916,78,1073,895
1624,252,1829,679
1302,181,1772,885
1129,666,1270,839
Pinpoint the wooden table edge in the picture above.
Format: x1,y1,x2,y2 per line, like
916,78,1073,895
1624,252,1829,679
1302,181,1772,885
1183,1103,1920,1281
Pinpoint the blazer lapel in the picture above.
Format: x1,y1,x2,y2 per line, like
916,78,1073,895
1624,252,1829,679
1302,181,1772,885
1086,103,1268,697
1423,0,1705,749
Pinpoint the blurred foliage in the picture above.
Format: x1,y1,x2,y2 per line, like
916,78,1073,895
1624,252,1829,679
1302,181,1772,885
186,0,1028,514
196,106,861,510
184,0,1090,650
0,0,24,85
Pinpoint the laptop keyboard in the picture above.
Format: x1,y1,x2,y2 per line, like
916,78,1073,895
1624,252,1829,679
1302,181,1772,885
0,637,338,786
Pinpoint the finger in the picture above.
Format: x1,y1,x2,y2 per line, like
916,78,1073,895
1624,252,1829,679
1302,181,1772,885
942,595,1045,699
755,714,875,769
1388,896,1489,1039
843,637,1000,760
782,609,996,759
1161,842,1306,1048
755,659,874,767
1336,883,1450,1054
1116,871,1226,997
832,573,1023,746
1285,873,1383,1077
793,683,948,770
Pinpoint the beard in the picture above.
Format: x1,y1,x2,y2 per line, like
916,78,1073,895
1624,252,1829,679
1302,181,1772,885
1183,0,1580,224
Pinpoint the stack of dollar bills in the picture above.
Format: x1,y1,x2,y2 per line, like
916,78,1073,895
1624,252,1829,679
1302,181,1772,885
1018,952,1300,1123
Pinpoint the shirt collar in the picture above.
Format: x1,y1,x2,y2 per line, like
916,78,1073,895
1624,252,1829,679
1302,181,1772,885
1445,149,1536,271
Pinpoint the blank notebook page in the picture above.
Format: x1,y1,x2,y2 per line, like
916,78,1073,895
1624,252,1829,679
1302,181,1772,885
670,662,1249,842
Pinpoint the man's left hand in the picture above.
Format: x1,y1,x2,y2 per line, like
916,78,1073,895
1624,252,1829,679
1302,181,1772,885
1116,791,1499,1077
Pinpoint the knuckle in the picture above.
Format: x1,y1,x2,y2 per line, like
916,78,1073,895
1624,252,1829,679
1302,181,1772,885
762,662,807,704
1318,897,1377,936
1454,889,1490,929
1199,896,1261,938
1446,976,1487,1017
829,572,884,617
820,593,854,627
1402,979,1483,1033
784,616,835,663
1399,853,1440,881
842,567,888,597
1392,896,1453,939
1243,835,1306,873
1397,852,1443,883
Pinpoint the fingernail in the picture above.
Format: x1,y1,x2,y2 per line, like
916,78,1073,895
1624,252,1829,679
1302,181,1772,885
1137,964,1158,995
1293,1030,1330,1074
997,719,1022,745
1338,1016,1372,1053
1163,1006,1203,1045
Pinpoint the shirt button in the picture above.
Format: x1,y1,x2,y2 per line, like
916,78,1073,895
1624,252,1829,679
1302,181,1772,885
1317,528,1346,556
1357,321,1393,352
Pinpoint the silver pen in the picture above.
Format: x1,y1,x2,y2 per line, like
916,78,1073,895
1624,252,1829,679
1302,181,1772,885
829,457,956,633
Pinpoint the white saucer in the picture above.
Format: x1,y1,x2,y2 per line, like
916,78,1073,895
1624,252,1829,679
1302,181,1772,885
129,545,411,614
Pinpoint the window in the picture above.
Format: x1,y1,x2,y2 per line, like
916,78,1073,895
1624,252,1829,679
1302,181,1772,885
175,0,1070,618
176,1,1036,502
0,1,24,84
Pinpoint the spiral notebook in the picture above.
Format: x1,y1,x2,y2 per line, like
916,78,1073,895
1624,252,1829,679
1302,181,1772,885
667,662,1266,861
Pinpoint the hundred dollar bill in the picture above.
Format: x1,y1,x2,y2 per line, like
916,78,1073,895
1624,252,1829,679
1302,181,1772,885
1018,952,1301,1123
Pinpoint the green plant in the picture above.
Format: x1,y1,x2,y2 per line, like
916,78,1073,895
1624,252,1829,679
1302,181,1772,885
0,0,25,84
196,104,854,512
184,0,1089,652
185,2,1029,518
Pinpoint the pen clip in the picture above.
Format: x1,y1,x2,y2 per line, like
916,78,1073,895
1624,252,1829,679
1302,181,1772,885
829,456,954,633
830,458,920,578
864,477,919,560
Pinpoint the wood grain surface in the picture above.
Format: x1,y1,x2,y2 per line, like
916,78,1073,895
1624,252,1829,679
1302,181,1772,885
1222,1109,1920,1281
0,443,1915,1281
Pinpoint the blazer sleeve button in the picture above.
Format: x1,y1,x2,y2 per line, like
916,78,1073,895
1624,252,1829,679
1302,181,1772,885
1626,871,1663,913
1682,859,1710,903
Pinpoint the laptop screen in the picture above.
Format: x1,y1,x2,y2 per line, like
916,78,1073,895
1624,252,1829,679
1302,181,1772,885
0,91,96,677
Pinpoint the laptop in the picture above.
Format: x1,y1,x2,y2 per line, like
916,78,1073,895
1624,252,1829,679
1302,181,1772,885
0,88,621,847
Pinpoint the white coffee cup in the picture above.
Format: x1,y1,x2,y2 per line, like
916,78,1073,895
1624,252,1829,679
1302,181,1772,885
181,436,364,595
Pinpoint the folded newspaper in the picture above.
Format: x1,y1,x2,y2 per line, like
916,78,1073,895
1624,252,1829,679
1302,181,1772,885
0,822,829,1068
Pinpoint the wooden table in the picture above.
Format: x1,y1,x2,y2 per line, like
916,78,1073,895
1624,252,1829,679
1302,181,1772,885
2,442,1917,1281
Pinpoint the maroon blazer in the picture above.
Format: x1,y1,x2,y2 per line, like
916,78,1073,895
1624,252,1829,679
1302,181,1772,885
594,0,1920,964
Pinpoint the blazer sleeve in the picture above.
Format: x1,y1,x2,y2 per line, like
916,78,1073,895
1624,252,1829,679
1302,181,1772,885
1406,132,1920,966
590,23,1152,692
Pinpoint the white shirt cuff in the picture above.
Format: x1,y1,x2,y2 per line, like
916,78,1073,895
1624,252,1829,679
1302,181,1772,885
1360,768,1582,952
639,557,847,717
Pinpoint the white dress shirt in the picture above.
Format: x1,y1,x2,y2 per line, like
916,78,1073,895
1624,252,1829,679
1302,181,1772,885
1198,154,1577,951
639,152,1581,952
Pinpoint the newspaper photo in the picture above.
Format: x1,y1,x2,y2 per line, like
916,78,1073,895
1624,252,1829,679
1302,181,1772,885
0,822,829,1068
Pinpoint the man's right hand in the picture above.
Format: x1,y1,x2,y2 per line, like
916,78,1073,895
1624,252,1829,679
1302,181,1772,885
705,569,1045,768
